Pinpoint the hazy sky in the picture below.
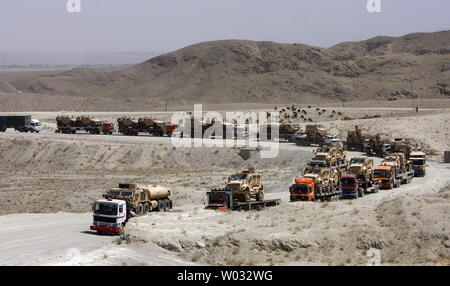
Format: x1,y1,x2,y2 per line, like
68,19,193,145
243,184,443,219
0,0,449,65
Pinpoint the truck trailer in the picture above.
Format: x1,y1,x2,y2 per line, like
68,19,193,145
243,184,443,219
205,189,280,211
0,115,36,132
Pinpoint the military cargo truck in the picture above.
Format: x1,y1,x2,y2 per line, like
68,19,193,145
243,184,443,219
364,133,392,157
294,125,328,146
205,189,280,211
342,157,380,199
222,168,264,202
346,126,370,151
375,154,414,189
289,167,342,202
117,117,173,136
90,183,173,235
56,115,111,134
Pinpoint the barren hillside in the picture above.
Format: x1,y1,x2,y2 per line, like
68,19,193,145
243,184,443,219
0,31,449,111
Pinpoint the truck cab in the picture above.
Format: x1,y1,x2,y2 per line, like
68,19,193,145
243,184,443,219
205,189,233,210
90,199,127,235
410,151,426,176
374,165,396,189
289,177,315,201
341,174,360,198
102,122,115,134
30,119,41,133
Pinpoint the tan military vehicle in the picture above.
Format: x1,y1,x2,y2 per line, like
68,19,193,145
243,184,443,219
312,148,338,167
336,148,347,165
295,124,328,146
346,126,371,151
382,153,412,173
225,168,264,202
302,166,340,193
311,146,346,167
347,157,374,182
56,115,75,127
104,183,173,214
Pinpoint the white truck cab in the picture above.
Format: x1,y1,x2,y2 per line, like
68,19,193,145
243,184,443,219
30,119,41,133
90,199,128,235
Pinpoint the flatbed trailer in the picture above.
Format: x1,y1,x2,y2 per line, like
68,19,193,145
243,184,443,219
397,169,414,185
205,189,281,211
289,183,342,202
294,136,324,147
56,125,103,134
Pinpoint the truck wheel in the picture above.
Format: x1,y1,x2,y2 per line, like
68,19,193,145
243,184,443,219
359,188,365,197
256,191,264,201
143,203,150,214
157,200,164,212
164,199,171,211
137,203,144,215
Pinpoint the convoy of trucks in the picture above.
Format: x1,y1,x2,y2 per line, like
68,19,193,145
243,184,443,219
1,114,427,235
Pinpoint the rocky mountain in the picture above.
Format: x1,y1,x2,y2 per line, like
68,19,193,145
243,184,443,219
0,31,449,111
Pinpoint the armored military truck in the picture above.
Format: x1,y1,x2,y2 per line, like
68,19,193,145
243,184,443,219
223,168,264,202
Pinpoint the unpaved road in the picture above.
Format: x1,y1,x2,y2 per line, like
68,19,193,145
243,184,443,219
0,212,193,266
1,162,448,266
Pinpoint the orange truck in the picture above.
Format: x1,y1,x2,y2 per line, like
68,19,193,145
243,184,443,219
165,124,178,137
373,164,413,189
289,177,342,202
102,122,115,135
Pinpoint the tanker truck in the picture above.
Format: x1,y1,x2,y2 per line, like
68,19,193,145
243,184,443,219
90,183,173,235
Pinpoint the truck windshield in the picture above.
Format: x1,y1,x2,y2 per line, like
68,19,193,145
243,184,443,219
347,166,361,174
411,158,425,165
93,202,118,215
292,184,308,194
309,161,326,168
341,178,356,184
374,169,389,178
208,193,228,204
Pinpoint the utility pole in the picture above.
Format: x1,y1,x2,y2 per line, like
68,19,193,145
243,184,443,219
165,94,168,112
406,78,416,111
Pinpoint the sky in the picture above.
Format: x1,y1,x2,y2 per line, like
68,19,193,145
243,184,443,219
0,0,449,65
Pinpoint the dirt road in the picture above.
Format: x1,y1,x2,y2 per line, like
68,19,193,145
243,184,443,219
0,212,193,266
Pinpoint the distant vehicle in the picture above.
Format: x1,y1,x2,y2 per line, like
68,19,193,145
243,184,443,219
409,150,427,176
30,119,41,133
0,115,36,132
55,115,111,135
102,122,115,135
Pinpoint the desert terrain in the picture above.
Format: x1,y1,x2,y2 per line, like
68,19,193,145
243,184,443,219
0,106,449,266
0,31,449,111
0,29,449,266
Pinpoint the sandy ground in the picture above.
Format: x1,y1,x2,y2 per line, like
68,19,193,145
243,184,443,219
0,107,449,265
